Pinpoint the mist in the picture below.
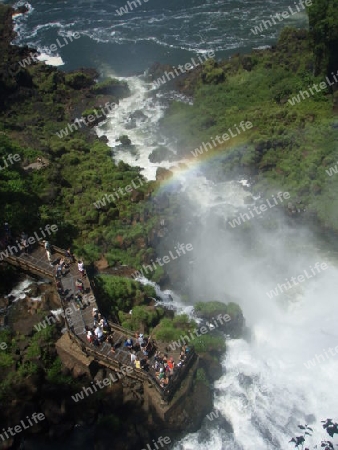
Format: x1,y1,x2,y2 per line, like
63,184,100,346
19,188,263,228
158,168,338,449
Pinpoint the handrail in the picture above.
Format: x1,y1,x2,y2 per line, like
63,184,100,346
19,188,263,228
5,247,196,401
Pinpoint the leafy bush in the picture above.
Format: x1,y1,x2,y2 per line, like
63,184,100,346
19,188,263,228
153,315,195,342
46,358,74,385
190,334,226,354
194,301,229,319
65,72,94,89
94,275,156,318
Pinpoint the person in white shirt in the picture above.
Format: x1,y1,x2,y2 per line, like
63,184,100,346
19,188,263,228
94,326,104,342
78,260,85,278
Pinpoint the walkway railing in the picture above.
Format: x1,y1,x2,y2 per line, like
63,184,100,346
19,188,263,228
4,242,196,401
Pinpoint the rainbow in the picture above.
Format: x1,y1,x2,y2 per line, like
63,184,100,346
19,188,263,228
153,132,251,194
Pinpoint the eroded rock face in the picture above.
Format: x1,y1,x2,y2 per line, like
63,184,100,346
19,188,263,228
166,381,213,432
56,334,93,378
5,280,61,336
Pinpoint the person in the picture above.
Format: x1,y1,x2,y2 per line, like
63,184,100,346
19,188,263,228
75,293,83,309
75,278,84,292
124,338,133,349
46,249,53,266
107,335,116,353
154,351,163,365
100,317,109,334
141,358,150,371
56,280,64,296
65,248,74,264
167,358,174,374
179,351,186,363
92,331,100,347
94,325,104,343
135,358,141,369
140,342,148,357
56,264,63,278
137,333,144,346
87,329,94,343
160,376,169,388
44,240,51,252
157,367,165,380
4,223,10,237
92,308,99,325
78,260,86,278
130,351,137,364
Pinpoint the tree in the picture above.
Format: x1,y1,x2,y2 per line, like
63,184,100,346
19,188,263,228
308,0,338,77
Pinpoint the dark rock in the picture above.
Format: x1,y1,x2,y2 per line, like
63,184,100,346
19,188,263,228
155,167,173,182
149,146,174,163
117,135,131,146
129,110,147,121
99,135,109,143
199,354,223,381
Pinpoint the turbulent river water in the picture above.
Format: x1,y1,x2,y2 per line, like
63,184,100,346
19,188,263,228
7,0,338,448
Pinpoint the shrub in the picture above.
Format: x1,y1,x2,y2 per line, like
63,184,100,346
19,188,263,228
190,334,226,354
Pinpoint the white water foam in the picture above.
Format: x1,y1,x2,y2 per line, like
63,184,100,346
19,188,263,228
167,174,338,449
134,276,194,316
8,278,34,301
96,75,188,180
37,52,64,66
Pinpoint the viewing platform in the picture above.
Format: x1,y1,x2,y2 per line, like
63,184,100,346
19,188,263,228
4,242,197,405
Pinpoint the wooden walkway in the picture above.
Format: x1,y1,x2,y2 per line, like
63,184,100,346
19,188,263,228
4,242,196,402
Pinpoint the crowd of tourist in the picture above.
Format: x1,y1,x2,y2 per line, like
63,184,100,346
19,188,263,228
42,238,193,392
150,346,190,389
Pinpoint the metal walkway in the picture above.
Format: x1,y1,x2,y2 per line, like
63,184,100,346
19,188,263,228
4,242,196,401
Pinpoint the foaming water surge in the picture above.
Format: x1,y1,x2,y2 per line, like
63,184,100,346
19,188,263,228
96,75,189,179
134,275,194,316
157,171,338,449
8,278,40,302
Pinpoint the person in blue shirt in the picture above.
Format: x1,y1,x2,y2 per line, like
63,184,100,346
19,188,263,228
124,338,133,349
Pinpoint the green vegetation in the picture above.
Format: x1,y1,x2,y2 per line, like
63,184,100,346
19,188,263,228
190,334,226,354
119,305,165,332
152,308,231,354
194,301,240,319
308,0,338,76
161,22,338,231
94,275,156,318
153,315,196,342
0,4,161,275
46,357,74,385
0,325,73,401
